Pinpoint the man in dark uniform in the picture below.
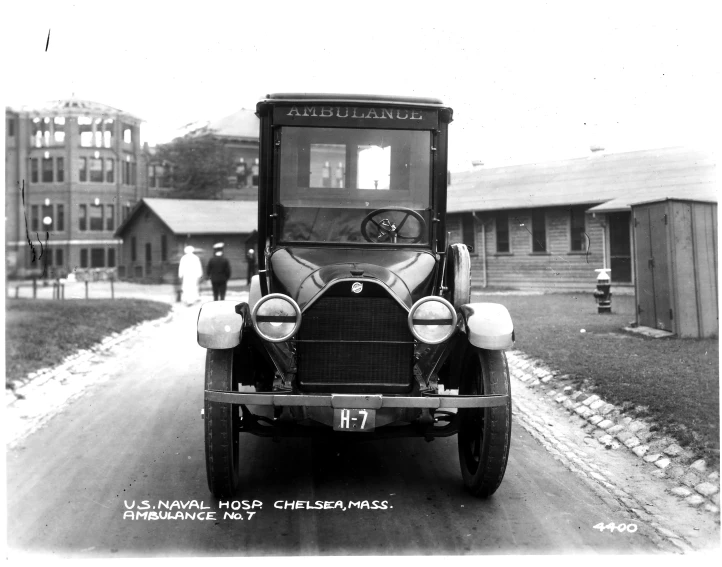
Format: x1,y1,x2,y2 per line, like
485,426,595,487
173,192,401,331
206,242,231,301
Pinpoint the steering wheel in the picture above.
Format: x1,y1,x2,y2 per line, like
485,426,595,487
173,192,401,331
360,207,427,244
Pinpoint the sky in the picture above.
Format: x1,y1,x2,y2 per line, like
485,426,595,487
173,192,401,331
3,0,720,171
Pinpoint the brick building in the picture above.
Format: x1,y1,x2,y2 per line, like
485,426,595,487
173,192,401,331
5,99,148,279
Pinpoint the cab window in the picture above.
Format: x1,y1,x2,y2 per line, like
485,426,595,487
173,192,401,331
278,127,431,244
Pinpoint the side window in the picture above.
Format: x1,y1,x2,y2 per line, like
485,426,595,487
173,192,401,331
531,209,547,252
461,213,475,253
496,212,510,253
570,207,587,251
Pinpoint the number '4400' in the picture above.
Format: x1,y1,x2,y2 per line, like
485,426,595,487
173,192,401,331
593,522,638,533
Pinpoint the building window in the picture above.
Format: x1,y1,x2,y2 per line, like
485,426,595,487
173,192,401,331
103,119,114,148
57,205,65,231
570,207,587,251
42,157,53,182
131,237,137,262
461,213,475,253
531,209,547,252
124,160,137,184
108,249,116,268
91,248,105,267
31,205,39,232
30,158,39,183
42,204,53,230
236,158,247,186
161,234,168,262
90,204,104,231
56,249,64,267
78,157,87,182
53,117,66,144
106,158,114,183
56,157,65,182
123,124,133,144
7,117,15,137
148,164,156,188
106,204,115,231
145,242,152,264
80,249,89,268
94,118,103,147
252,158,259,186
79,204,87,230
79,116,93,147
496,212,509,253
123,204,131,220
89,158,103,182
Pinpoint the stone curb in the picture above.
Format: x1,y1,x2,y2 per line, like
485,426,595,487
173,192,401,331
6,309,176,406
512,395,694,553
507,350,721,517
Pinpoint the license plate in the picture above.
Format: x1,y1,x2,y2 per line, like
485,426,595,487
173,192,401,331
333,408,376,432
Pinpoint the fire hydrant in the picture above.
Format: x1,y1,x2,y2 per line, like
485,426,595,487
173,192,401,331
593,268,612,314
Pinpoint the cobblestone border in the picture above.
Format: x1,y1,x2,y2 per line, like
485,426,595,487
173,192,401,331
507,350,721,517
5,308,176,406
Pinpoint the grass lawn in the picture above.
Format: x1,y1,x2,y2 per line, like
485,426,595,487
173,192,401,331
5,299,172,386
474,291,719,460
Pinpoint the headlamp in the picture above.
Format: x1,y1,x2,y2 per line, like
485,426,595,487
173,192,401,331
407,296,457,344
251,293,302,342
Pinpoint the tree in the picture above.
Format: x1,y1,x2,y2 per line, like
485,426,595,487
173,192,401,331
154,134,236,199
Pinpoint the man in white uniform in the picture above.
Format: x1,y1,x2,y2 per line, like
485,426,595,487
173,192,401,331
178,245,203,304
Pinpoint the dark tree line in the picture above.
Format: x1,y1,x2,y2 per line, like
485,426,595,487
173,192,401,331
154,135,236,199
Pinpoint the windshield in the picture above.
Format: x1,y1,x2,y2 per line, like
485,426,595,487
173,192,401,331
278,126,431,244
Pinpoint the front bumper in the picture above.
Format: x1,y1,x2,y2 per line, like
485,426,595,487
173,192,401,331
205,391,508,409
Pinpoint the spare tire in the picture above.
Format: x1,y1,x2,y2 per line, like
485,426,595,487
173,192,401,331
446,243,471,308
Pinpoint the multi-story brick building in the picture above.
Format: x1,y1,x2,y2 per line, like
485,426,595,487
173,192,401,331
5,99,148,279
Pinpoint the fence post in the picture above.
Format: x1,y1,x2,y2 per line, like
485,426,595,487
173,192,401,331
111,278,115,300
32,277,37,299
61,283,65,300
85,280,89,299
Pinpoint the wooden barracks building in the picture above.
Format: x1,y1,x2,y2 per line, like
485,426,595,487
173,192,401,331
446,146,716,292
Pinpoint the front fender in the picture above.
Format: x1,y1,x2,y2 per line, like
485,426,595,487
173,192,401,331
197,300,244,349
460,302,514,350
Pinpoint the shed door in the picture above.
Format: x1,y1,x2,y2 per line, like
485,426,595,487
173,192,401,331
635,204,672,330
609,212,632,283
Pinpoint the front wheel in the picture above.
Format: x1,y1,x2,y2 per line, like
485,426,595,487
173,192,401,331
204,348,241,499
457,347,512,497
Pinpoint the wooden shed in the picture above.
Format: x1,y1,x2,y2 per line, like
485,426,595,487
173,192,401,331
632,198,717,338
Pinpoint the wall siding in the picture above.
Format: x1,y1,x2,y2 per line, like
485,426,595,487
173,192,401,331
448,206,608,289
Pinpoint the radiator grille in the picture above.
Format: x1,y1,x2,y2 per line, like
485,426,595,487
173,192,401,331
296,294,414,392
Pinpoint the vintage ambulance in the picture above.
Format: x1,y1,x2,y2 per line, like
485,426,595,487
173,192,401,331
197,94,514,499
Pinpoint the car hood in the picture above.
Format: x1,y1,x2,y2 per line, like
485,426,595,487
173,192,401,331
269,247,437,310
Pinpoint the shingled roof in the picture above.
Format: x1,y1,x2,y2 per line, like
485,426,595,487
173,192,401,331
115,198,257,237
448,146,717,214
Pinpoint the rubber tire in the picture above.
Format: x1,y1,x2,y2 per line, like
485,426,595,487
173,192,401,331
204,348,241,499
447,243,471,308
457,347,512,497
